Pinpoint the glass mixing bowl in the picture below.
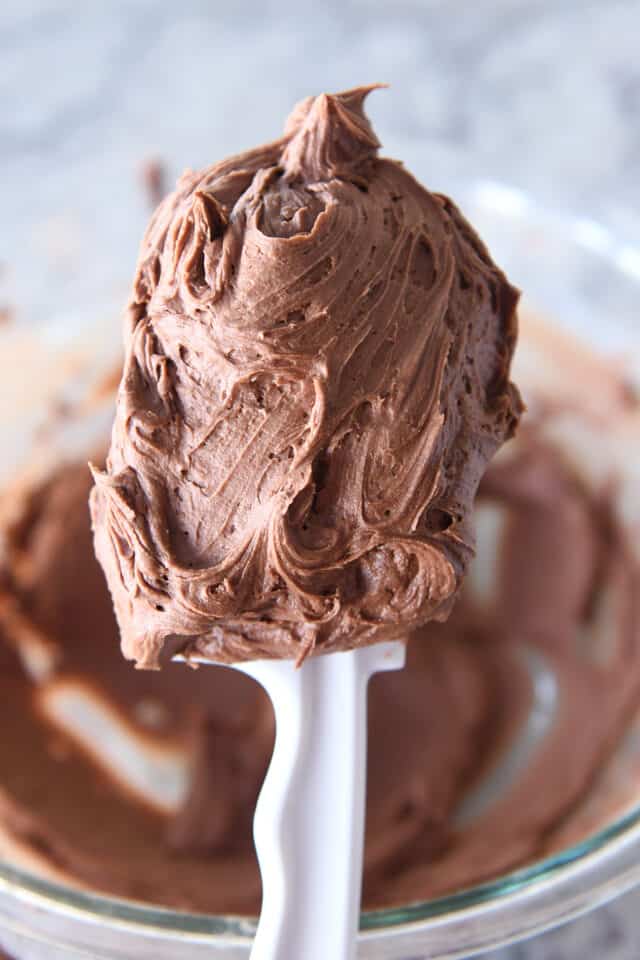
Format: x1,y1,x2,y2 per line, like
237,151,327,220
0,181,639,960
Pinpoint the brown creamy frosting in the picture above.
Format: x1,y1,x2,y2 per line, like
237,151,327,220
0,317,638,912
90,86,521,668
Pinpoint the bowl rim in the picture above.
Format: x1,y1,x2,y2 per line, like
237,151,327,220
2,808,640,958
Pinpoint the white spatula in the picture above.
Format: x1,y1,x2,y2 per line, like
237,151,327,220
176,641,405,960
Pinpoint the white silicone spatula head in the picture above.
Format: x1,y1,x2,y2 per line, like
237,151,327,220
175,641,405,960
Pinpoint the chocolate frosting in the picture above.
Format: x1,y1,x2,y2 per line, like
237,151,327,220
1,328,639,913
90,86,521,667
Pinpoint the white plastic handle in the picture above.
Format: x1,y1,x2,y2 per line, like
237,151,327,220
236,641,406,960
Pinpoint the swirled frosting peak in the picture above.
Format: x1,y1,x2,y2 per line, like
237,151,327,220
282,84,382,183
90,86,522,668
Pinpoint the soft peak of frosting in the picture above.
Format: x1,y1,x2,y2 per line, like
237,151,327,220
282,85,383,183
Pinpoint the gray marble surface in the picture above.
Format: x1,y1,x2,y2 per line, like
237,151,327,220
1,1,640,958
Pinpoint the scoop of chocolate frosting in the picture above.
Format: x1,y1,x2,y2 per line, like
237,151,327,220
90,86,522,667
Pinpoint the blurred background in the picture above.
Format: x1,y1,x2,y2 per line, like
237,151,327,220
1,1,639,958
1,0,639,330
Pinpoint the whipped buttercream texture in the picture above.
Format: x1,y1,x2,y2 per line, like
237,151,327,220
90,87,522,667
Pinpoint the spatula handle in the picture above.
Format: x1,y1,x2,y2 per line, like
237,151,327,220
239,641,405,960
